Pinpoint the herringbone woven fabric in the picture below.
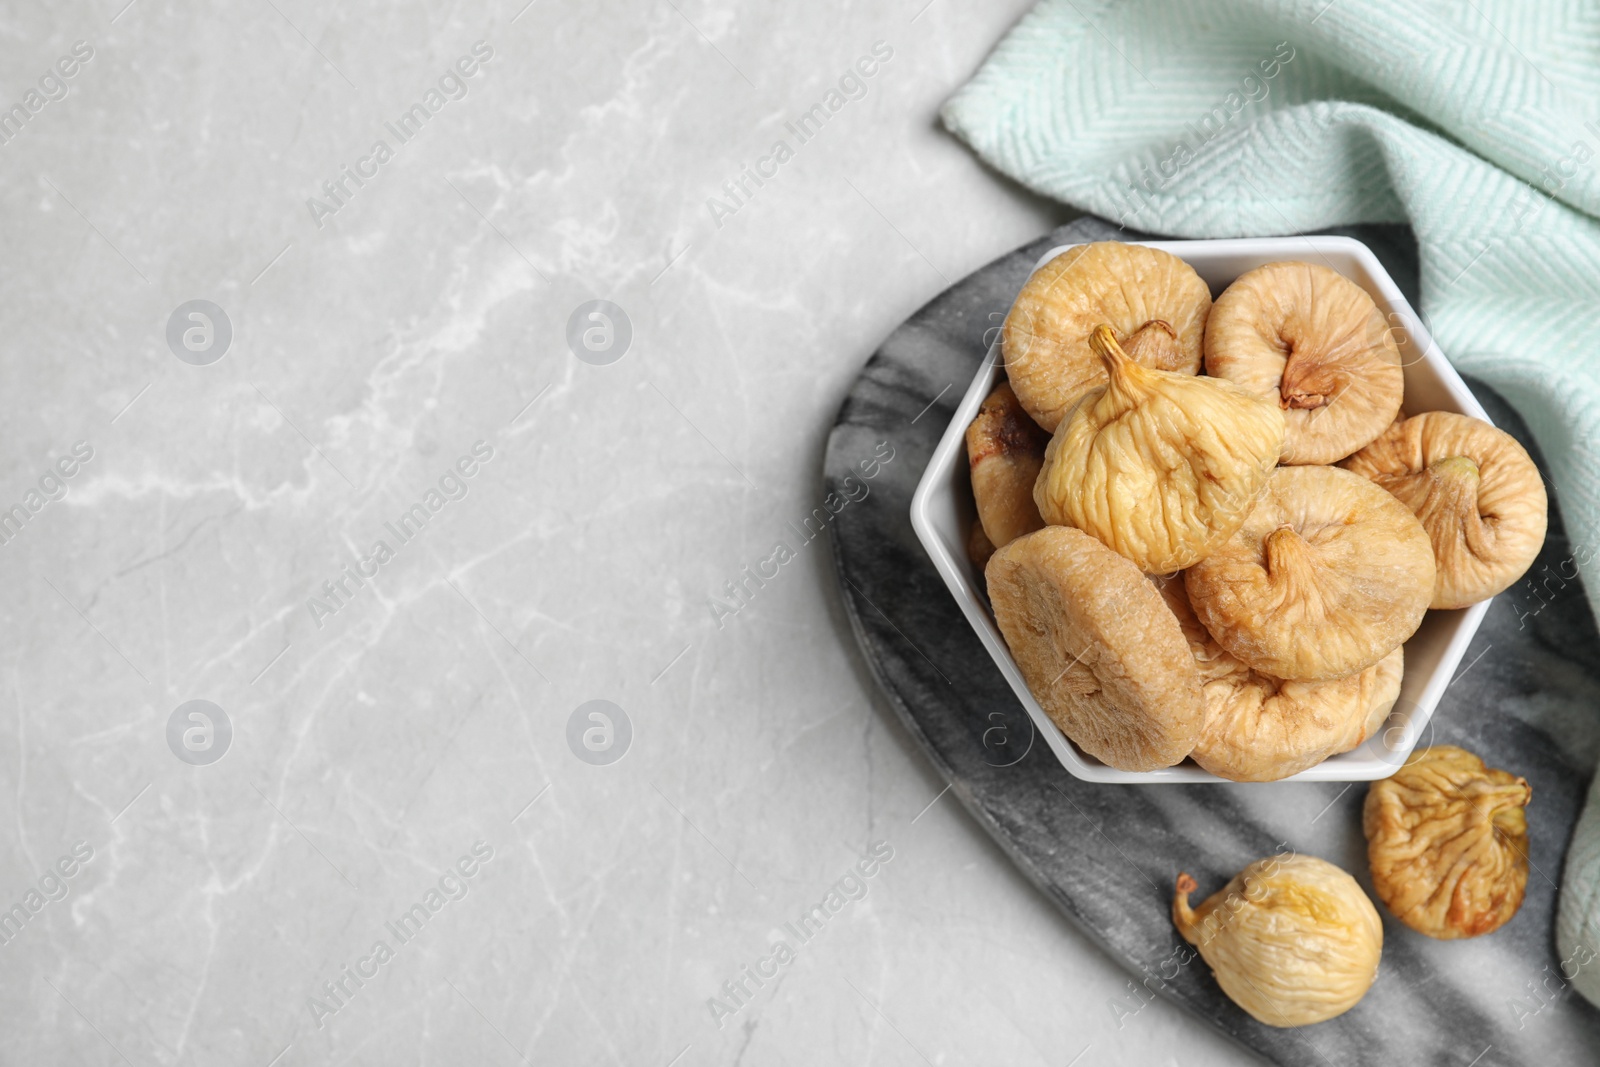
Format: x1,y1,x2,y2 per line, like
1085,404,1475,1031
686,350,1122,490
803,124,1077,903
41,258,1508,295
941,0,1600,1004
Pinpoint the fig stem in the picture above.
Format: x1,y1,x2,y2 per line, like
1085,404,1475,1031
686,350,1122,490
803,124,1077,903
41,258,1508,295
1173,872,1201,944
1088,324,1132,375
1264,524,1310,574
1261,525,1328,624
1418,454,1490,556
1484,776,1532,835
1088,324,1159,409
1279,351,1335,410
1430,454,1481,486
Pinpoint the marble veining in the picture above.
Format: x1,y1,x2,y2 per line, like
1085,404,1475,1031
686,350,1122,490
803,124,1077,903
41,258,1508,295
827,216,1600,1066
0,3,1284,1066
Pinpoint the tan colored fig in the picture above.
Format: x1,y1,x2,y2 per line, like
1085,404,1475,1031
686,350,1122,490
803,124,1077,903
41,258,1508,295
1003,241,1211,431
1034,324,1285,573
986,526,1202,771
967,519,996,575
1342,412,1548,609
1344,648,1406,751
965,381,1049,549
1185,465,1434,680
1173,854,1382,1026
1364,745,1531,939
1205,261,1403,464
1157,578,1403,781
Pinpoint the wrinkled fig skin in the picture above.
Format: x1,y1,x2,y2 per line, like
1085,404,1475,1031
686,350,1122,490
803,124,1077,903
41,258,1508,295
1185,465,1435,681
985,526,1203,771
965,381,1049,550
1035,324,1286,574
1173,854,1383,1027
1364,745,1532,939
1157,578,1402,781
1348,649,1405,750
1205,261,1403,464
1342,411,1548,609
966,520,996,577
1002,241,1211,431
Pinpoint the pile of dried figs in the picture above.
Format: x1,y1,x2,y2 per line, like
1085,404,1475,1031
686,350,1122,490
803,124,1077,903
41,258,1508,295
1167,745,1534,1026
972,243,1547,780
967,241,1548,1024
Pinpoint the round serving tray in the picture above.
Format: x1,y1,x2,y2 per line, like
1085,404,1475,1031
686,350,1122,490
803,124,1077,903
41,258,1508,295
823,216,1600,1065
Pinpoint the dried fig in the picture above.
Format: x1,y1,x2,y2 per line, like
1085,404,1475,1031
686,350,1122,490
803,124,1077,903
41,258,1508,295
1173,854,1382,1026
1185,466,1434,680
965,381,1048,549
1344,648,1406,752
1342,412,1548,609
1034,325,1285,573
1002,241,1210,431
1158,578,1403,781
986,526,1202,771
1205,261,1403,464
1364,745,1531,939
967,520,996,575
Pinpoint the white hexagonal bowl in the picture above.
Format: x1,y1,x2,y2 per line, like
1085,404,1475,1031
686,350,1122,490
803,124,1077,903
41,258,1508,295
909,236,1492,783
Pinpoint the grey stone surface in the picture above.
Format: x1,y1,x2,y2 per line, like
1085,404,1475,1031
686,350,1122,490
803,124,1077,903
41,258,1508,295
827,216,1600,1066
0,4,1281,1066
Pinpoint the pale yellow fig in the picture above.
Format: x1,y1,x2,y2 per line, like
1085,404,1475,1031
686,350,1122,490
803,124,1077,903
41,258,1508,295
1157,578,1403,782
1364,745,1531,939
986,526,1202,771
1185,465,1434,680
1173,854,1382,1027
1342,412,1548,609
1034,324,1285,573
965,381,1049,549
1205,261,1403,464
1002,241,1211,431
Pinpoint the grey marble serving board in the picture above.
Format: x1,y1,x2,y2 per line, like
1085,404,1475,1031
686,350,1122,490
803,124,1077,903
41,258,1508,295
824,217,1600,1066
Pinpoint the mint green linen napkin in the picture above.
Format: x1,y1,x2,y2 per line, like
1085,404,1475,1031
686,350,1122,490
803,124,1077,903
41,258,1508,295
940,0,1600,1002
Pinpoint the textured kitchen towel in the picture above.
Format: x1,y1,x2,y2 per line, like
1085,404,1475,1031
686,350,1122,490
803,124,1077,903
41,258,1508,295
940,0,1600,1003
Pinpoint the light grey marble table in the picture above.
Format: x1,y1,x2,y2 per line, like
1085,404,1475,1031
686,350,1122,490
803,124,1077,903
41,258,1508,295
0,2,1269,1064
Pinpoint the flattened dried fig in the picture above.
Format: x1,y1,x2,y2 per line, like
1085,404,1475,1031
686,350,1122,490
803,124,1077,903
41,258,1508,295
1174,854,1383,1026
967,520,996,575
1035,324,1285,573
1185,466,1435,680
965,381,1048,549
986,526,1202,771
1205,262,1403,464
1157,579,1403,781
1342,412,1548,609
1344,648,1406,752
1003,242,1210,431
1364,745,1531,939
